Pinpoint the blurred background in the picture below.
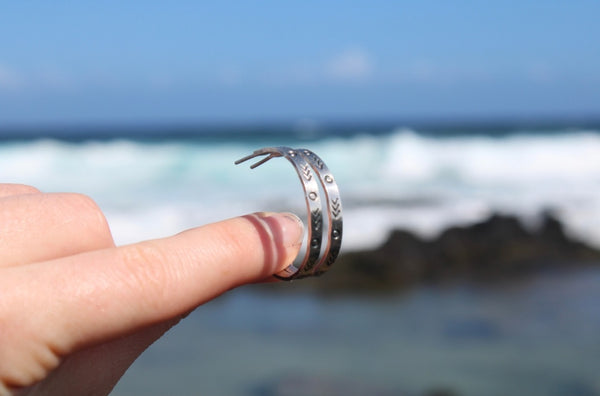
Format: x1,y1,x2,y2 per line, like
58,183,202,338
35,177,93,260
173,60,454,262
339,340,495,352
2,1,600,395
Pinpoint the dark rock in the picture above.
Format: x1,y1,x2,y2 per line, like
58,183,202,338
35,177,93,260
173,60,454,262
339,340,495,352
424,389,461,396
554,379,600,396
252,374,406,396
298,212,600,293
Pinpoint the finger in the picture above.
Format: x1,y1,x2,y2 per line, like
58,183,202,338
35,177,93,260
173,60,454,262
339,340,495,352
0,212,303,388
0,184,40,199
0,193,115,267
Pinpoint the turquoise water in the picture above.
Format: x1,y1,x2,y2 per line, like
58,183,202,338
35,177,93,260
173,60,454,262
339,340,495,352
113,267,600,396
2,127,600,251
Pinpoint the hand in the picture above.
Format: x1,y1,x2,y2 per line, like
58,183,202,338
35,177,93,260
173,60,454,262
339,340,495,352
0,184,303,396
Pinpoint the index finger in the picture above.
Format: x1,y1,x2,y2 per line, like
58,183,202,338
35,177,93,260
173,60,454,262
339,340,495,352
0,212,303,385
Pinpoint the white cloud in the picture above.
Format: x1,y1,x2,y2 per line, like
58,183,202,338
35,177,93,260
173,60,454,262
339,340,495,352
216,65,243,86
526,62,556,83
325,48,373,81
264,62,320,86
0,64,23,90
406,60,438,82
248,47,377,86
0,63,78,93
386,59,493,85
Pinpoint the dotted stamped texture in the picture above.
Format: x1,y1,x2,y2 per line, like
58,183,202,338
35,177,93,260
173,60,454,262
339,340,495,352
299,149,343,276
235,146,339,280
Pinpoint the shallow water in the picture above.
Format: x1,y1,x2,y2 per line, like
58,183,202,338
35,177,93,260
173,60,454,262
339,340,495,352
112,267,600,396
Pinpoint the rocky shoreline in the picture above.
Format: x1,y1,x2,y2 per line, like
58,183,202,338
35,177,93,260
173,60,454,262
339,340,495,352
260,212,600,294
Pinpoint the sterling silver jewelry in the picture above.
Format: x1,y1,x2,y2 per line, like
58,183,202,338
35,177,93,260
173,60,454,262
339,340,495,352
235,146,343,280
298,148,343,276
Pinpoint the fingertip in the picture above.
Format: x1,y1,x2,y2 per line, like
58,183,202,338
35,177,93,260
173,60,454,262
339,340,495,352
242,212,304,274
261,212,304,249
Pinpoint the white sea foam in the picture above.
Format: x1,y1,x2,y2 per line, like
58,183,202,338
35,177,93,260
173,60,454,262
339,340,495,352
1,129,599,250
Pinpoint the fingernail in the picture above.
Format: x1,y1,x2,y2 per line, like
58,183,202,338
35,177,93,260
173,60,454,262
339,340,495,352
259,212,304,247
280,212,305,247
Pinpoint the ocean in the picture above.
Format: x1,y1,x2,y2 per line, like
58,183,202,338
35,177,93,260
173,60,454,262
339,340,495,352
2,123,600,251
2,123,600,395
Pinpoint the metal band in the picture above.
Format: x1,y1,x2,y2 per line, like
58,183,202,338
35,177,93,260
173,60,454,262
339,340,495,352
299,149,343,276
235,146,325,280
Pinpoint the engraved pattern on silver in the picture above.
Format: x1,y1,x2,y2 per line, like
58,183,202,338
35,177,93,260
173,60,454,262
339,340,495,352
235,146,343,280
299,148,343,276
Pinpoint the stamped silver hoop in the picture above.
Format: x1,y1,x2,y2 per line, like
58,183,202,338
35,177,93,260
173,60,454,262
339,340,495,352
235,146,343,280
299,149,343,276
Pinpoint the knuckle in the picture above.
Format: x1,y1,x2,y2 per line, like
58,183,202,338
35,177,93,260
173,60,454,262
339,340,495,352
58,193,113,244
117,242,176,309
11,184,41,195
59,192,101,216
0,183,41,199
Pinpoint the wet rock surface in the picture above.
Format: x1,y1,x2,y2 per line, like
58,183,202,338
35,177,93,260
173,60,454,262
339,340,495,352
251,374,405,396
251,374,456,396
266,212,600,294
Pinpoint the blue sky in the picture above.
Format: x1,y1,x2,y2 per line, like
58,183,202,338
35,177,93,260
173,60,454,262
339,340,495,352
1,1,599,125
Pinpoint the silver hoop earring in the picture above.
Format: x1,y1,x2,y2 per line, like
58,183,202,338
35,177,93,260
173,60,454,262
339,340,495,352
235,147,343,280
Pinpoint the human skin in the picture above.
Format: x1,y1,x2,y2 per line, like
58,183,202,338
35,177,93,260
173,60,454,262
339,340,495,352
0,183,304,395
